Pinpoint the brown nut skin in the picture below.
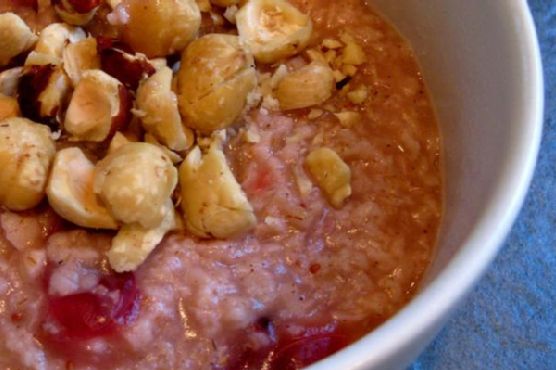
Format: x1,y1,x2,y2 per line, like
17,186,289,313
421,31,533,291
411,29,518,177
93,142,178,229
118,0,201,58
177,34,257,132
0,117,56,211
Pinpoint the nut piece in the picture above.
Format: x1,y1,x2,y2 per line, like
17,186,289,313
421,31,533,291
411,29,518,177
0,117,55,211
54,0,101,26
179,135,256,238
0,67,23,97
18,65,71,128
211,0,238,6
117,0,201,57
0,13,37,66
94,142,178,229
177,34,257,132
136,66,193,152
35,23,86,61
47,147,118,230
236,0,312,64
305,147,351,208
274,63,335,110
62,37,100,85
107,201,178,272
64,70,128,142
0,94,21,120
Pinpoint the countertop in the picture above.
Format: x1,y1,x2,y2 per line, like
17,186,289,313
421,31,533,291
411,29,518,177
410,1,555,369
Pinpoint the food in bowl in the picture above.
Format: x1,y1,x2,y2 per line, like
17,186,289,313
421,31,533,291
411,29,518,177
0,0,442,368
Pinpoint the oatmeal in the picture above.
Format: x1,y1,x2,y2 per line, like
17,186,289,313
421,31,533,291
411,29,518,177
0,0,442,369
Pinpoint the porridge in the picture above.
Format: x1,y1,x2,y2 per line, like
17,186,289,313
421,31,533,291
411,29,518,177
0,0,442,369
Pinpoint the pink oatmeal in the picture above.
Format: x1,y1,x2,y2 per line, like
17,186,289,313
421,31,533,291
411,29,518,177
0,0,442,369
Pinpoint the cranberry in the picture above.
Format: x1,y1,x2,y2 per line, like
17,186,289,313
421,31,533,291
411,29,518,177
46,272,139,340
14,0,38,11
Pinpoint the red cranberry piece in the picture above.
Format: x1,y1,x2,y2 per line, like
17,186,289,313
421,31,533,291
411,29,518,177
46,272,139,339
14,0,38,11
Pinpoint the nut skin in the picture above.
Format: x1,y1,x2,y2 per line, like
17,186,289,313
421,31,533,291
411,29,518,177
0,13,37,67
274,63,335,110
236,0,312,64
136,66,192,152
47,147,118,230
305,147,351,208
0,117,56,211
118,0,201,58
179,135,256,239
177,34,257,132
107,201,178,272
94,142,178,229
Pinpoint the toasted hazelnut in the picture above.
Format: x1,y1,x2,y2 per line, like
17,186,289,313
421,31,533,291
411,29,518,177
0,117,55,211
17,64,71,128
322,38,343,50
179,135,256,238
339,33,366,66
62,37,100,85
136,67,193,152
0,94,21,120
223,4,239,24
47,147,118,230
0,13,37,66
108,131,130,154
177,34,257,132
305,147,351,208
274,63,335,110
347,87,368,105
334,111,361,128
178,34,257,132
196,0,211,12
116,0,201,58
64,70,128,142
0,67,23,97
94,142,178,229
24,51,62,66
54,0,101,26
144,133,185,164
236,0,312,64
35,23,86,61
107,201,178,272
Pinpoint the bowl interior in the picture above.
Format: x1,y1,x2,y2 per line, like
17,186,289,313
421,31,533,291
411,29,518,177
309,0,543,369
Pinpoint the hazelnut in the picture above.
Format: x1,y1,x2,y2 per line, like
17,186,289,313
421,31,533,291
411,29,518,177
64,70,129,142
0,94,21,120
274,63,335,110
35,23,86,61
136,66,193,152
107,201,179,272
116,0,201,58
17,64,71,129
236,0,312,64
0,117,56,211
47,147,118,230
305,147,351,208
0,13,37,67
179,135,256,238
94,142,178,229
62,37,100,86
0,67,23,97
177,34,257,132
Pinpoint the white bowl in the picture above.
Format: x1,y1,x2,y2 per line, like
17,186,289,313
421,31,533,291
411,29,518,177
309,1,544,369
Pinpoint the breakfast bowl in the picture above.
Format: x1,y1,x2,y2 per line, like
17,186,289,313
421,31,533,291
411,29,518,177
0,0,542,369
310,0,544,369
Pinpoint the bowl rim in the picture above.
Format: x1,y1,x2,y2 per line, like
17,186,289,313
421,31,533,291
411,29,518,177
308,1,545,369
